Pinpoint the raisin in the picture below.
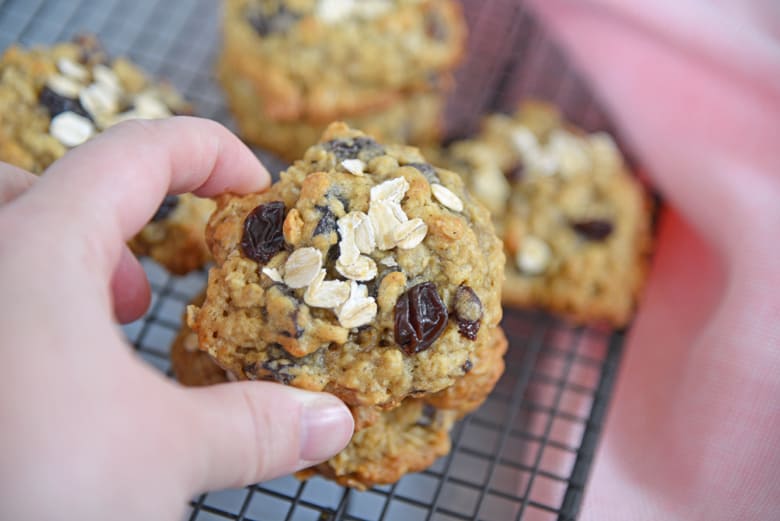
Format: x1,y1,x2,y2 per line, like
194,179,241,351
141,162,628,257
416,403,438,427
407,162,440,184
324,137,385,162
506,162,525,182
247,5,299,36
38,85,91,120
151,194,179,222
425,11,448,42
313,205,337,236
453,285,482,341
394,282,448,355
462,359,473,373
571,219,613,241
262,357,296,385
241,201,287,264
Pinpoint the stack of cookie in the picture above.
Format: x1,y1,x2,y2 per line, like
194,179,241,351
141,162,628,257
433,102,652,326
0,37,215,275
180,123,508,488
217,0,466,161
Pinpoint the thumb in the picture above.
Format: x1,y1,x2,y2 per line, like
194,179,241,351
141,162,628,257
177,381,354,493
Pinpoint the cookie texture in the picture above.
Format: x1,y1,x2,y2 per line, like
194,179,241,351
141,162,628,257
189,122,504,408
170,292,235,386
171,308,459,490
0,36,214,275
219,74,445,161
177,292,506,490
297,399,456,489
220,0,466,122
218,0,465,158
438,101,652,326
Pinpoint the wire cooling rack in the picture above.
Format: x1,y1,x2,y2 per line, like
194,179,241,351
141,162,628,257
0,1,630,519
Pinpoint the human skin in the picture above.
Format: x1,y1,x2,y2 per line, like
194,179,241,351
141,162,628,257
0,117,354,521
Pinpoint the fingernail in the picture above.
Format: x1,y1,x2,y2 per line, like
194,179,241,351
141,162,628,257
299,396,354,463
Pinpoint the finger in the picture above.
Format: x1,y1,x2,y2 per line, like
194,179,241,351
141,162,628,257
0,163,37,204
178,382,354,492
12,116,269,285
111,245,151,323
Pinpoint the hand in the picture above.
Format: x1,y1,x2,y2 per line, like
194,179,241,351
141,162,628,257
0,118,354,521
529,1,780,519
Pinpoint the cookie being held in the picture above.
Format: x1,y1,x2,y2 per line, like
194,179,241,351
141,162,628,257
188,122,505,408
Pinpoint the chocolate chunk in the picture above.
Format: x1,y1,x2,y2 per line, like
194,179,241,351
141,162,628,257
247,5,300,36
394,282,448,355
241,201,287,264
324,137,385,162
571,219,614,241
313,205,337,236
38,85,91,120
453,285,482,341
152,194,179,222
407,162,440,184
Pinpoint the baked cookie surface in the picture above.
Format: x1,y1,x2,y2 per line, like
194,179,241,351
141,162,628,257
221,0,466,122
0,36,214,275
441,102,652,326
189,122,504,408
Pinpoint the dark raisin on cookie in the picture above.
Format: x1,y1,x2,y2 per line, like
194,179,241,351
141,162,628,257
38,86,91,120
425,10,449,42
462,359,473,373
313,205,337,236
453,285,482,341
247,5,300,36
241,201,287,264
571,219,614,241
416,403,438,427
506,162,525,182
151,194,180,222
324,137,385,162
394,282,448,355
406,162,440,184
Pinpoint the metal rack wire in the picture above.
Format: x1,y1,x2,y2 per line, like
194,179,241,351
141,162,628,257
0,1,629,519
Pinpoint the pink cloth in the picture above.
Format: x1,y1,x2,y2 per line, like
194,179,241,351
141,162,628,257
526,1,780,519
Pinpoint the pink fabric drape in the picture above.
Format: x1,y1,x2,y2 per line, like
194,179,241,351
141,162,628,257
525,1,780,519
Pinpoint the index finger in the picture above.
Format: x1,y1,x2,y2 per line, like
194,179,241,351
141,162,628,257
10,116,269,279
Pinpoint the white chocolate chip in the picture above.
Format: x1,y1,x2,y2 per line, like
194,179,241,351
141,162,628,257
304,269,351,308
261,267,283,283
341,159,365,176
472,164,510,215
510,127,540,154
283,247,322,288
134,91,172,119
511,126,558,176
316,0,355,23
336,254,377,281
393,218,427,249
516,235,552,275
369,200,407,250
370,176,409,205
379,256,397,267
79,83,119,118
57,58,89,82
92,64,122,95
46,74,81,98
431,184,463,212
49,111,94,147
336,281,377,329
